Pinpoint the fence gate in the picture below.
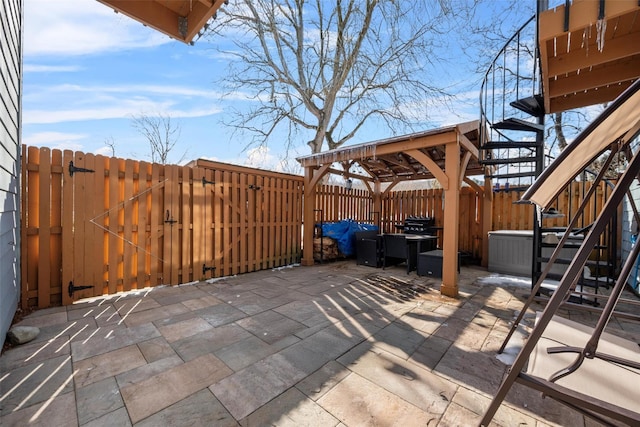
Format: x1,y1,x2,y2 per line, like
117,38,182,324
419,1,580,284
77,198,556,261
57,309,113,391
61,151,170,304
22,147,305,308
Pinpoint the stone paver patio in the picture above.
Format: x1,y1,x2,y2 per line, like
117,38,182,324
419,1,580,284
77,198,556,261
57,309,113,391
1,261,637,426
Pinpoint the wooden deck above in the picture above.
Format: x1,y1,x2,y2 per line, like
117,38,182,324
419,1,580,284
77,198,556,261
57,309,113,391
97,0,225,44
538,0,640,113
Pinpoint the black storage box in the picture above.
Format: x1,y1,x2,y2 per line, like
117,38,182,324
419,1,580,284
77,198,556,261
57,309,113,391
417,250,460,277
417,250,443,277
355,231,382,267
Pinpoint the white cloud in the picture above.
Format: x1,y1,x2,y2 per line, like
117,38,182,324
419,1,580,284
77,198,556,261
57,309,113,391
95,146,115,156
23,82,224,124
22,131,88,152
34,83,223,99
23,105,222,125
24,0,171,57
240,146,302,174
22,131,87,145
23,64,82,73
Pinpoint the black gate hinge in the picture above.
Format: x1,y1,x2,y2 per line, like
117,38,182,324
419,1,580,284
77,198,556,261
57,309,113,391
69,161,95,176
68,281,92,297
203,264,216,275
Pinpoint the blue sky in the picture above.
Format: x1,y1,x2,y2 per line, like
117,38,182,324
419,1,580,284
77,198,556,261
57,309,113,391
22,0,535,172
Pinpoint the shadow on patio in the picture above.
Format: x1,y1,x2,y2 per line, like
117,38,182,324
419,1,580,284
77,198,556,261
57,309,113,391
1,261,635,426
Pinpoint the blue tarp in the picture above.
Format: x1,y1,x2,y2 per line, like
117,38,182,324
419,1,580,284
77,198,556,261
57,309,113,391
319,220,378,256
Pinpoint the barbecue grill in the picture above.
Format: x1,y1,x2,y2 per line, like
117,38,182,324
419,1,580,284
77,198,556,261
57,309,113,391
395,216,436,235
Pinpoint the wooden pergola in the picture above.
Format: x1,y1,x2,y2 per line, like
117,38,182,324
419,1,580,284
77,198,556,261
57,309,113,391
296,121,489,298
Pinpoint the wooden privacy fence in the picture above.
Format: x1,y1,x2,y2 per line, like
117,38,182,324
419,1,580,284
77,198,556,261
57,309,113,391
22,145,614,309
21,147,303,308
491,181,613,231
314,185,484,259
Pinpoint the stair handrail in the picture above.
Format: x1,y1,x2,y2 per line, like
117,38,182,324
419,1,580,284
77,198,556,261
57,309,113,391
478,14,538,150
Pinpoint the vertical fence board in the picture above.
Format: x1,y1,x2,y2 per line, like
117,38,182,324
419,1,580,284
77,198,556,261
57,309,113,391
220,171,230,275
73,151,93,301
50,150,63,304
182,167,193,283
230,171,239,275
192,168,204,279
204,169,215,277
61,150,74,306
274,178,283,266
170,165,181,285
239,173,248,274
150,164,161,286
269,177,278,268
37,148,51,308
122,159,134,291
256,176,267,269
83,153,101,297
20,146,28,308
107,157,120,293
213,169,223,276
248,174,257,272
136,162,150,289
262,176,270,267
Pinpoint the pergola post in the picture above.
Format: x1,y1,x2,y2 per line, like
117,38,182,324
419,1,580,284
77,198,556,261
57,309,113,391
372,180,382,231
302,166,317,266
441,140,461,297
301,164,330,266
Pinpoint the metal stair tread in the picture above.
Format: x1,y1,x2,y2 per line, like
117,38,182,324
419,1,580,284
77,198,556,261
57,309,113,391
510,94,544,117
485,171,537,179
492,117,544,132
480,156,538,165
480,141,540,150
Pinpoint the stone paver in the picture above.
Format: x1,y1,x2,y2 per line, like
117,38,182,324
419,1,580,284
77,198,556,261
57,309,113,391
76,377,124,425
341,347,457,417
1,354,74,414
210,353,306,420
317,373,436,427
0,391,78,427
70,323,160,361
243,387,339,427
74,345,147,388
134,389,237,427
121,353,232,423
1,262,634,427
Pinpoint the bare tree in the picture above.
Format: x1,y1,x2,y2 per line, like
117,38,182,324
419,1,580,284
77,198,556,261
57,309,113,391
104,135,117,157
208,0,459,154
130,112,185,164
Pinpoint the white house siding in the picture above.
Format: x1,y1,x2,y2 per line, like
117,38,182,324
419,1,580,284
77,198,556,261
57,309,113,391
0,0,22,347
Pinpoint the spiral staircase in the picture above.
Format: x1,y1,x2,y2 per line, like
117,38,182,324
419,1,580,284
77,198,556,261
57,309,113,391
479,0,640,298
